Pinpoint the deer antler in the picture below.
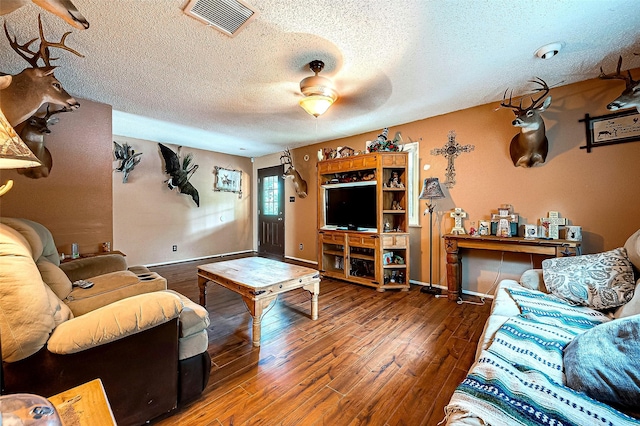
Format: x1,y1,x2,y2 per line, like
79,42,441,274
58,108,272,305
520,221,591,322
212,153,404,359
599,56,638,89
42,105,73,128
280,148,293,165
500,78,549,112
4,22,41,67
4,15,84,68
526,77,550,110
500,89,520,111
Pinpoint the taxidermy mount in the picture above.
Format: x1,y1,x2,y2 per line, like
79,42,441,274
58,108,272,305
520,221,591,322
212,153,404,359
113,141,142,183
500,78,551,168
599,55,640,112
280,148,307,198
0,0,90,30
158,143,200,207
1,15,82,127
17,105,72,179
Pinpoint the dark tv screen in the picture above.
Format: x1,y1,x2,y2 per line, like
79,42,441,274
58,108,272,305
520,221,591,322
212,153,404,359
325,185,377,230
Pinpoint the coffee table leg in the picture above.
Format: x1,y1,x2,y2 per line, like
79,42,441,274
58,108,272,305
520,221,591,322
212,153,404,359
198,275,208,307
303,281,320,320
242,295,277,347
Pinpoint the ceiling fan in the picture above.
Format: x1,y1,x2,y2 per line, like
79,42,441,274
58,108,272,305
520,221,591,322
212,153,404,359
295,58,392,119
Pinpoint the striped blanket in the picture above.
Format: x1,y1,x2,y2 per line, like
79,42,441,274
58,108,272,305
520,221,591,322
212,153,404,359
445,287,640,426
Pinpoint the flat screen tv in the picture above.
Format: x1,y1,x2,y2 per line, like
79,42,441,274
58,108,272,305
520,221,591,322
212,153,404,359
324,184,377,231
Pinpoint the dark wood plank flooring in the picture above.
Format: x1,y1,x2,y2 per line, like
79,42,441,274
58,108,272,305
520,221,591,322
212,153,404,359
150,257,491,426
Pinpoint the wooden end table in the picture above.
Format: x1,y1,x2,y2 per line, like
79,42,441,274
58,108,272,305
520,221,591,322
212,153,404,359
48,378,116,426
197,257,320,347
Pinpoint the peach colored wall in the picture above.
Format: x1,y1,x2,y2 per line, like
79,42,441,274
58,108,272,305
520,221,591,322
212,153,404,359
0,99,113,256
276,73,640,295
113,136,253,266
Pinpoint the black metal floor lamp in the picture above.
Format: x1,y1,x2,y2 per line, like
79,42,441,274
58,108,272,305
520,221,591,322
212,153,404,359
419,177,445,295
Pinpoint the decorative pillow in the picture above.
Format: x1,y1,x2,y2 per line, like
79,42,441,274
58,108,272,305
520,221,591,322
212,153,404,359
519,269,547,292
614,278,640,319
542,247,635,310
564,315,640,410
625,229,640,272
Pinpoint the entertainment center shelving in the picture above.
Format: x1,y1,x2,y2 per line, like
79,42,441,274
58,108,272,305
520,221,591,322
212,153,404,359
317,152,410,291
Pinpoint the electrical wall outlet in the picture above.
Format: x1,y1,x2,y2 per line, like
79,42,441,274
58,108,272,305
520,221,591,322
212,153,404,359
172,245,177,252
299,243,303,250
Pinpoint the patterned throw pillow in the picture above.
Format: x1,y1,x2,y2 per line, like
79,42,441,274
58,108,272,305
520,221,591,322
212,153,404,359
542,247,636,310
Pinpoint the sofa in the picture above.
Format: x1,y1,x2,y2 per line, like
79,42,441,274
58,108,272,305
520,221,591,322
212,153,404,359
445,229,640,425
0,218,212,426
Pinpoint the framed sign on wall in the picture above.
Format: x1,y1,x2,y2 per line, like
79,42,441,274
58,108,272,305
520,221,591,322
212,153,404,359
213,166,242,197
579,109,640,153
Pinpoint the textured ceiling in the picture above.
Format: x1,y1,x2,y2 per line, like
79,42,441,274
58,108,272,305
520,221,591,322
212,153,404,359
1,0,640,157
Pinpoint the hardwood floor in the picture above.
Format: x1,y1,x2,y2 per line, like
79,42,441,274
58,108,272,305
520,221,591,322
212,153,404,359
150,257,491,426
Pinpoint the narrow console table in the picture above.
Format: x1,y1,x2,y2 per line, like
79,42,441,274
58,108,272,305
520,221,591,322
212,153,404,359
443,234,581,301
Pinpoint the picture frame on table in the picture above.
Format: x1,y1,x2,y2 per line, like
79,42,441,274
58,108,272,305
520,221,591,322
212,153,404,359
213,166,242,197
579,109,640,153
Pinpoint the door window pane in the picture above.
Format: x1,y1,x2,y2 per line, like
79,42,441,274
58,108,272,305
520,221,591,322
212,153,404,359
263,175,279,215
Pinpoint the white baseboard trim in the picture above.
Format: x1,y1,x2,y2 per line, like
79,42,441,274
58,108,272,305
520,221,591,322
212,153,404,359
409,280,495,300
144,250,255,267
284,255,318,266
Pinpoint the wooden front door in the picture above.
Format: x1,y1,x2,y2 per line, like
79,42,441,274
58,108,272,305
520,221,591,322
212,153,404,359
258,165,285,258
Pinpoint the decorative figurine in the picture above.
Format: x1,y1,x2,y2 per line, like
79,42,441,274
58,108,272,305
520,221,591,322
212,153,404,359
450,208,467,234
539,211,567,239
524,224,538,239
478,221,490,236
491,204,519,237
565,226,582,241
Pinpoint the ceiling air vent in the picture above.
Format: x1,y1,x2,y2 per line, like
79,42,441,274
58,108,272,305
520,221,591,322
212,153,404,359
183,0,258,37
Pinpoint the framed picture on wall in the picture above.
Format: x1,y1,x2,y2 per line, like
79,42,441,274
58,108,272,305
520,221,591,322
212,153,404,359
213,166,242,197
579,109,640,152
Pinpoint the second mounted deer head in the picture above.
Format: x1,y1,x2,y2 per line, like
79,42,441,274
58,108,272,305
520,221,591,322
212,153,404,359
0,15,82,126
280,148,308,198
500,78,552,168
599,55,640,112
16,105,72,179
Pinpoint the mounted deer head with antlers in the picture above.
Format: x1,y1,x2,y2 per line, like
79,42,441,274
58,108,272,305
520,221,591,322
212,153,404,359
280,148,308,198
0,15,82,126
0,0,89,30
15,105,72,179
599,55,640,112
500,78,552,168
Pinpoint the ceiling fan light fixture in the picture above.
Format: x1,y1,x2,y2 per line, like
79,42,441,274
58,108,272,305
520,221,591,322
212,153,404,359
299,60,338,117
299,95,335,118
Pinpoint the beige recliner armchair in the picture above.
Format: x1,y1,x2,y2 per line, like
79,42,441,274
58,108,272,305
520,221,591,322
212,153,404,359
0,218,211,426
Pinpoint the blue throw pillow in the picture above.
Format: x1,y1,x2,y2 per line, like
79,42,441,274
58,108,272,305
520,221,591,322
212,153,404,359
564,315,640,410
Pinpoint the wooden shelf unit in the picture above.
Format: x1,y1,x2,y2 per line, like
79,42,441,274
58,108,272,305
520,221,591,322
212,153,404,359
317,152,410,291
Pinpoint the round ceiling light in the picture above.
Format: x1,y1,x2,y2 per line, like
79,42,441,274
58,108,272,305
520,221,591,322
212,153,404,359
299,60,338,117
535,42,563,60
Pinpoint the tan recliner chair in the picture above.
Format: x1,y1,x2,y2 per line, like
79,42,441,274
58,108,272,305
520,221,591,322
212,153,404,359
0,218,211,426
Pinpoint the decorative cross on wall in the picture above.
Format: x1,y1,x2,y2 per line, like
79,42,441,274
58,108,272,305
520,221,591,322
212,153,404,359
431,131,475,188
540,211,567,239
450,207,467,234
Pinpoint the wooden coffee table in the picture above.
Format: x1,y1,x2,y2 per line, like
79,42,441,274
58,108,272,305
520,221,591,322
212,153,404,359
197,257,320,347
